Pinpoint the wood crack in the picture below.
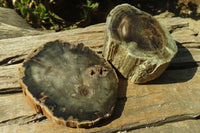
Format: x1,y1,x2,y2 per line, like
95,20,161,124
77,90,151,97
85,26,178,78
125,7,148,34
124,114,200,133
0,87,22,95
0,114,47,126
0,55,25,66
95,114,200,133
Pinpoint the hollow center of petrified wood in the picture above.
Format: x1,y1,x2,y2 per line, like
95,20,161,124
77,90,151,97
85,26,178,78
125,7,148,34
111,11,165,52
121,21,128,37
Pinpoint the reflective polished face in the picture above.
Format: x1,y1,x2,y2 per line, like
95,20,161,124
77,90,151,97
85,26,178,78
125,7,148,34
21,41,118,126
110,7,166,54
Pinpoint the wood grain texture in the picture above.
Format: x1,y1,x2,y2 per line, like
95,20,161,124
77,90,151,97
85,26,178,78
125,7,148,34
0,64,21,91
0,14,200,132
0,7,45,40
0,7,32,29
0,67,200,132
0,23,105,64
0,22,44,39
156,17,189,32
0,93,34,122
131,119,200,133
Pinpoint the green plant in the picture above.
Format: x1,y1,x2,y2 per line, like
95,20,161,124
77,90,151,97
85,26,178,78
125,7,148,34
81,0,99,19
64,25,77,30
15,0,58,29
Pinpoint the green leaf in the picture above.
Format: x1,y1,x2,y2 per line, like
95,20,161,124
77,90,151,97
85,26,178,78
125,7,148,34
38,3,46,12
87,0,92,7
83,0,99,10
50,26,55,30
21,0,30,4
43,13,49,19
0,3,3,7
40,12,49,20
50,12,55,17
90,2,99,10
20,6,27,18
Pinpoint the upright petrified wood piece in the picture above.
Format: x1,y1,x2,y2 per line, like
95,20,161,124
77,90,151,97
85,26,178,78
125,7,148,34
19,40,118,127
103,4,178,83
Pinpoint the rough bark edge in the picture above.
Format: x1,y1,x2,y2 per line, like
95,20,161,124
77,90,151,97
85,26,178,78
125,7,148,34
103,4,178,83
18,40,119,128
131,62,170,83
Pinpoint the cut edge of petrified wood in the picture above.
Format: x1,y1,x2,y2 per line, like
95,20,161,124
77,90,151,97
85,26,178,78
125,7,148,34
103,3,178,83
19,79,116,127
18,40,118,128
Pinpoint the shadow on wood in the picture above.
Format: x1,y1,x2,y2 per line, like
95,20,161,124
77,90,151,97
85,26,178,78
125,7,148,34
145,44,198,84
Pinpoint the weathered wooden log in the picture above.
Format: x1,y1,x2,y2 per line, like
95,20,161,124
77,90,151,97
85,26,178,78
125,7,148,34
0,11,200,132
0,7,44,39
103,4,178,83
19,40,118,127
0,7,32,29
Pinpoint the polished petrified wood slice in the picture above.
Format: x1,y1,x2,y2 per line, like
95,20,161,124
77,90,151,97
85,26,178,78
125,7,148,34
19,40,118,127
103,4,178,83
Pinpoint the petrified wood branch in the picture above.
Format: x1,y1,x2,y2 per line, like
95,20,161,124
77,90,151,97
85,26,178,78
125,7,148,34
19,40,118,127
103,4,178,83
